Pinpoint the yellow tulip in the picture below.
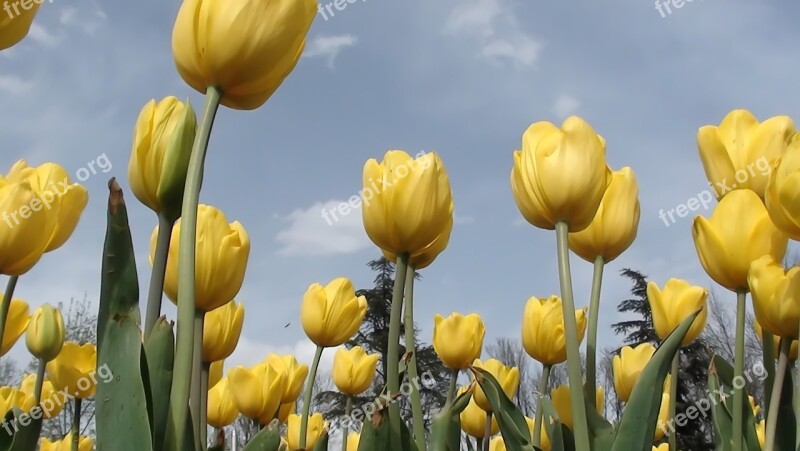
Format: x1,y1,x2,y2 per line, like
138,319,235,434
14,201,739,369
26,304,64,361
332,346,380,396
647,279,708,345
286,412,326,450
697,109,795,199
692,189,787,292
172,0,316,110
263,354,308,403
20,373,63,419
228,361,286,423
301,278,367,348
0,181,50,275
612,343,656,403
521,296,587,365
39,433,93,451
653,444,670,451
346,432,360,451
472,358,520,412
765,134,800,240
0,386,32,416
155,204,250,312
362,150,454,256
756,419,766,449
1,298,29,355
207,377,239,428
510,116,610,231
654,390,670,441
382,215,453,270
203,300,244,362
460,389,499,438
748,256,800,339
489,436,507,451
45,342,97,399
551,385,604,429
568,167,639,262
433,312,485,369
128,97,196,218
526,416,551,450
277,402,295,424
749,396,760,417
7,160,88,253
755,320,798,360
0,0,41,50
209,360,223,390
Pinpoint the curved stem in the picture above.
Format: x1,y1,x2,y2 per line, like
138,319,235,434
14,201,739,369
33,357,45,404
764,337,790,451
732,290,746,451
404,266,425,451
532,364,551,447
169,85,222,451
762,332,775,414
386,253,409,435
0,276,19,362
585,256,604,404
299,345,324,449
482,412,492,451
668,354,679,451
191,312,205,449
71,398,82,451
445,368,458,406
554,222,590,450
341,396,352,451
144,214,174,339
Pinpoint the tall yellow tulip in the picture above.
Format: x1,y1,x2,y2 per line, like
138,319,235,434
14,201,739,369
382,214,453,270
228,361,286,423
20,373,63,419
568,167,639,262
362,150,454,256
748,256,800,339
45,342,97,399
172,0,316,110
697,109,795,199
612,343,656,402
692,189,787,292
332,346,380,396
286,412,326,450
263,354,309,403
551,385,604,429
0,298,29,355
203,300,244,362
765,134,800,240
207,377,239,428
26,304,65,362
647,279,708,345
39,433,93,451
433,312,485,369
0,180,50,275
301,278,367,348
155,204,250,312
471,358,519,412
0,0,41,50
460,389,499,438
510,116,610,231
128,97,196,218
521,296,587,365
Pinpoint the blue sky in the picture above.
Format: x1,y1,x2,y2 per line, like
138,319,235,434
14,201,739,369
2,0,800,376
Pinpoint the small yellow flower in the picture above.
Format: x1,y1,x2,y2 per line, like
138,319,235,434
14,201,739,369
286,413,326,450
45,342,97,399
332,347,380,396
521,296,587,365
228,361,286,424
203,300,244,363
612,343,656,403
301,278,367,348
647,279,708,345
433,313,485,370
263,354,309,403
207,377,239,428
551,385,604,429
471,358,519,412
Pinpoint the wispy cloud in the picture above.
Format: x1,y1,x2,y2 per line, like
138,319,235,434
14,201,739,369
275,200,371,256
27,24,60,47
553,95,581,118
0,75,34,94
303,34,358,68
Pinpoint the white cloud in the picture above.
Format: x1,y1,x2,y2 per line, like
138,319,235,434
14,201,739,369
59,5,107,36
275,199,371,256
27,24,60,47
553,95,581,118
303,34,358,68
0,75,34,94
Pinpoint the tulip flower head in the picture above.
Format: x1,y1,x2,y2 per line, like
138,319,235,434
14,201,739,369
228,361,287,424
612,343,656,403
433,312,485,370
45,342,97,399
277,401,295,424
286,412,326,450
301,278,367,348
0,298,29,356
748,256,800,339
471,358,520,412
0,180,51,275
0,386,33,417
202,300,245,362
26,303,65,362
332,346,380,396
521,295,587,365
647,279,708,345
208,360,224,389
39,433,93,451
551,385,604,430
765,134,800,240
207,377,239,428
459,387,499,438
263,354,308,403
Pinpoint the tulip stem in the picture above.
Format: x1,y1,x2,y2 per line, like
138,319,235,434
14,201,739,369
200,361,210,450
71,397,82,451
169,85,222,451
144,214,174,339
403,267,426,451
668,354,679,451
0,275,19,362
762,332,775,413
532,364,551,447
445,369,458,406
300,345,324,449
341,396,352,451
732,290,746,451
764,338,790,451
34,357,45,404
585,256,604,405
386,253,409,436
191,312,205,450
482,412,492,451
554,222,590,451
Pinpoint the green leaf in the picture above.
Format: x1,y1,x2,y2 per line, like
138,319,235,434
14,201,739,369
711,356,760,451
708,368,733,451
242,422,281,451
469,367,535,451
429,388,472,451
144,317,175,450
540,398,565,451
0,408,43,451
583,383,614,450
313,430,330,451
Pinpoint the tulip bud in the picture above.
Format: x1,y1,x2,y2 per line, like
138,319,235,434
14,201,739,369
202,301,244,363
263,354,308,403
228,361,286,424
433,312,485,370
45,342,98,399
207,377,239,428
286,413,326,450
612,343,656,403
748,256,800,339
25,304,65,362
0,299,30,356
129,97,196,220
647,279,708,345
459,387,499,438
471,358,519,412
332,346,380,396
521,296,587,366
0,0,42,50
301,278,367,348
551,385,604,430
765,134,800,240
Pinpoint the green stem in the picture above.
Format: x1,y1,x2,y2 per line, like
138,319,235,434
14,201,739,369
554,222,590,450
191,312,205,449
764,338,790,451
585,256,604,404
0,276,19,360
763,332,775,414
341,396,352,451
668,354,679,451
200,362,209,450
482,412,492,451
732,291,746,451
144,214,174,339
71,398,82,451
404,266,426,451
387,253,409,435
299,345,324,449
168,85,222,451
445,368,458,406
532,364,551,447
33,357,45,404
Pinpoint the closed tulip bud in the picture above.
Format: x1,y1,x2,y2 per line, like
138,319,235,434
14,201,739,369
568,167,639,262
25,304,64,362
433,312,485,370
382,215,453,270
45,342,97,399
332,346,380,396
39,433,93,451
172,0,316,110
698,110,795,200
20,373,63,419
459,388,499,438
263,354,308,403
7,160,89,253
0,299,29,356
346,432,360,451
612,343,656,403
301,278,367,348
277,402,295,424
0,386,33,416
208,360,224,390
0,0,41,50
511,116,611,232
0,181,50,275
765,135,800,240
286,412,326,450
203,301,244,362
471,358,519,412
228,362,286,423
128,97,196,219
748,256,800,339
754,320,798,360
692,189,787,292
521,296,587,365
155,204,250,312
551,385,604,430
207,377,239,428
647,279,708,345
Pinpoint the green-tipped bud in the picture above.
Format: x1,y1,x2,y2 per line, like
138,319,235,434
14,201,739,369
25,304,64,362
